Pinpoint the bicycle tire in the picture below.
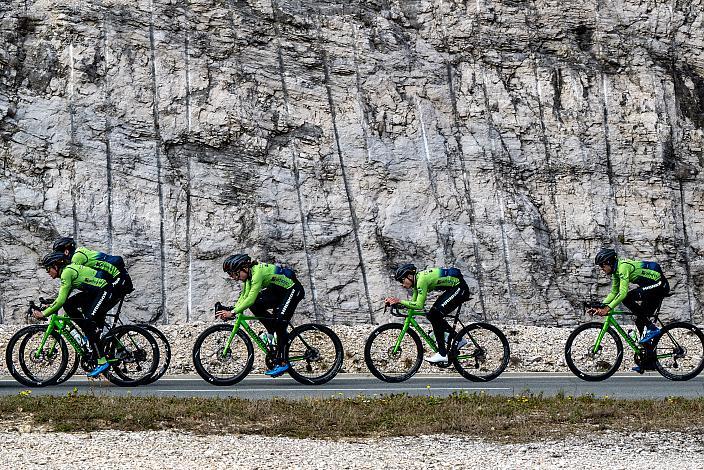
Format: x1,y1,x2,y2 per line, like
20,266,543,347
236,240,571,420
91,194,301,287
136,324,171,385
192,323,254,385
102,325,160,387
364,323,423,383
451,322,510,382
54,351,80,385
565,322,623,381
285,324,343,385
7,325,69,387
653,321,704,381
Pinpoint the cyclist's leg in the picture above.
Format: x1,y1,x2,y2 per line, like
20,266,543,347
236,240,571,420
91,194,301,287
250,287,279,334
639,276,669,316
428,281,470,356
82,287,115,355
63,292,93,334
272,282,305,363
622,288,649,334
117,268,134,296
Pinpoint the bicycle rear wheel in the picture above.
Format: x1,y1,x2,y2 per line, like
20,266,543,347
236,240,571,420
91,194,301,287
653,322,704,381
564,322,623,381
451,322,510,382
285,324,343,385
136,324,171,385
364,323,423,383
8,325,69,387
102,325,160,387
192,324,254,385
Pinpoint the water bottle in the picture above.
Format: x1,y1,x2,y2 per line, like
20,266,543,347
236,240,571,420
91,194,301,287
260,332,275,346
628,329,638,343
428,331,450,344
69,328,85,347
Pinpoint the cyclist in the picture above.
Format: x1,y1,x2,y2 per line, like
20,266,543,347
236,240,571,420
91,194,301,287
215,254,305,377
53,236,134,299
592,248,670,370
31,252,117,377
385,263,470,363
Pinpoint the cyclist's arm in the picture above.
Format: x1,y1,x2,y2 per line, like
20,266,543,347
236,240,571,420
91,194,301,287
71,250,89,265
233,280,250,312
602,275,619,306
234,273,264,314
41,270,75,316
400,281,428,310
606,267,632,310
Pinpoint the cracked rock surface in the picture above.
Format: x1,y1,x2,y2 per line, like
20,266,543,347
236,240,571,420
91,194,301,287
1,0,703,326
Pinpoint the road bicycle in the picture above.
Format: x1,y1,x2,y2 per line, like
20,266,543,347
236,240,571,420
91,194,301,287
364,304,510,382
5,298,160,387
192,302,343,385
565,299,704,381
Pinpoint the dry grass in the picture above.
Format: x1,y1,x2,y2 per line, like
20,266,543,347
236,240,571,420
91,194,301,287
1,391,703,442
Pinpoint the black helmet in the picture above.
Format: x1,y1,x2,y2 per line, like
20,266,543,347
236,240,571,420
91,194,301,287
41,252,69,269
394,263,417,282
223,254,251,273
53,237,76,254
594,248,617,266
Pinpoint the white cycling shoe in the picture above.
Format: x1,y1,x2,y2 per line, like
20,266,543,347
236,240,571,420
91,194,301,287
455,336,468,349
426,352,449,363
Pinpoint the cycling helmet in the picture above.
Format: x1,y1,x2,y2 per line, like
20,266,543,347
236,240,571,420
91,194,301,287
394,263,417,282
594,248,617,266
52,236,76,255
41,252,69,269
223,254,251,273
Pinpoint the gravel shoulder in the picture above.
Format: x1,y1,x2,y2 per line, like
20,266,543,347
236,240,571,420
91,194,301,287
1,429,703,469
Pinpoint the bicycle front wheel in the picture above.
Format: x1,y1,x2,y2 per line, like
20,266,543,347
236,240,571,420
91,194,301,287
451,322,510,382
564,322,623,381
192,324,253,385
364,323,423,383
103,325,160,387
285,324,343,385
9,325,69,387
653,322,704,381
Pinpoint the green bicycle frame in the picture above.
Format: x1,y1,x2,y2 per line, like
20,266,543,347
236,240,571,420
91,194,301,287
392,308,440,353
220,313,313,364
389,307,479,361
592,310,672,362
36,314,135,365
36,314,87,359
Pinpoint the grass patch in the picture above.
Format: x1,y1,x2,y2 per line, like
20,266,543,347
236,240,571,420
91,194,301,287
1,392,703,442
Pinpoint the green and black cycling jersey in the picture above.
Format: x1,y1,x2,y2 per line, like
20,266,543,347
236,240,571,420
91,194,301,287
71,247,120,279
400,267,462,311
232,263,297,315
41,264,109,317
603,259,663,310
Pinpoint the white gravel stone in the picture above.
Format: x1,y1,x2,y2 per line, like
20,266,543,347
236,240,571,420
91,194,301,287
0,430,703,469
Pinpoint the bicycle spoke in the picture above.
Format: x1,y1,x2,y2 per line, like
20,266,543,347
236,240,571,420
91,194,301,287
654,322,704,381
286,324,342,385
564,323,622,381
193,324,253,385
364,324,422,382
452,323,509,381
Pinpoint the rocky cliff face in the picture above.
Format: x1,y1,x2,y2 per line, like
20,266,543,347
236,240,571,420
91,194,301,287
1,0,703,325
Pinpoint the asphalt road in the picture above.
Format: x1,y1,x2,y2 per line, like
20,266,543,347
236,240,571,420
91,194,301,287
1,373,704,399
